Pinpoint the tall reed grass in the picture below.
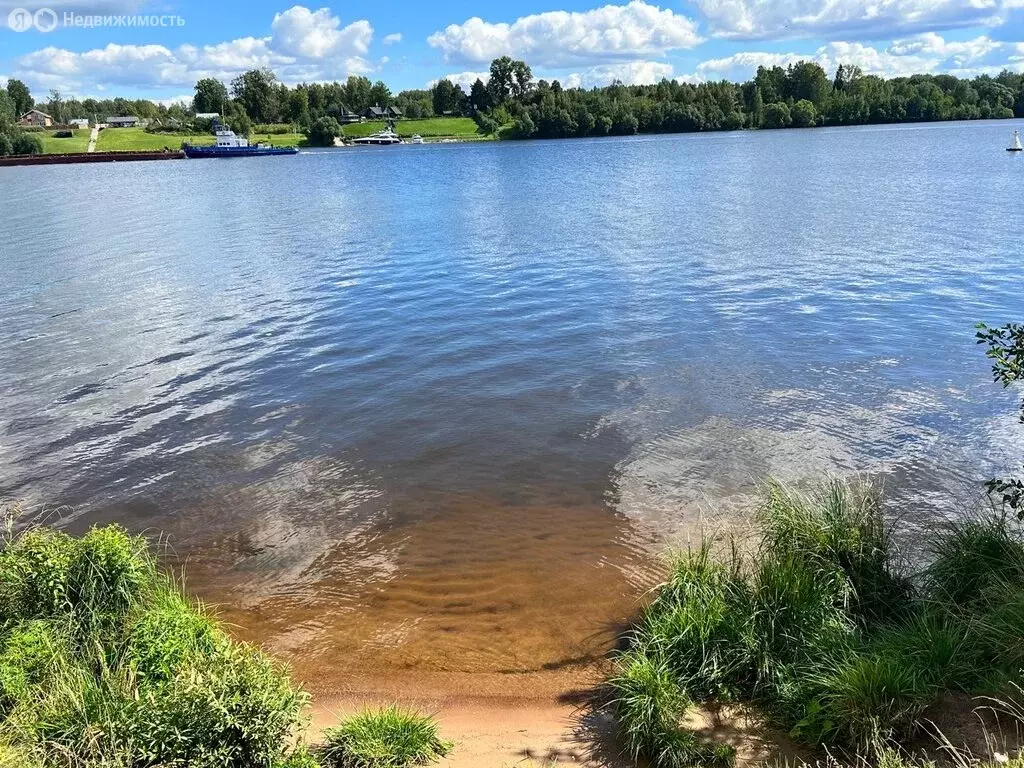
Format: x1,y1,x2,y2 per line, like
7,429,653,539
610,481,1024,768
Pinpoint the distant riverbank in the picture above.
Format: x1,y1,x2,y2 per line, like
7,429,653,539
33,116,487,155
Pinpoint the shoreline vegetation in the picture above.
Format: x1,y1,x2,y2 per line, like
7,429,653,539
0,508,453,768
3,320,1024,768
2,57,1023,157
8,487,1024,768
609,481,1024,768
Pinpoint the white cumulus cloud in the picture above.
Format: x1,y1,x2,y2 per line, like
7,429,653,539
690,35,1021,82
693,0,1005,40
383,33,403,44
564,59,674,87
10,5,377,95
427,71,490,90
270,5,372,59
154,94,193,107
427,1,702,67
889,31,1002,64
694,51,810,82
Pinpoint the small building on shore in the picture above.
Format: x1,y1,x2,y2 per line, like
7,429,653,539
338,108,361,124
19,109,52,127
361,104,403,120
68,118,89,129
106,115,141,128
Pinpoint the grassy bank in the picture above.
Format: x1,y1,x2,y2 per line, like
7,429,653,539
610,480,1024,767
95,127,212,151
340,117,483,140
37,121,478,154
89,127,307,153
0,510,448,768
38,130,91,154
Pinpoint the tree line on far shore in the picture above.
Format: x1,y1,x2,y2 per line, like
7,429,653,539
2,57,1024,153
474,57,1024,139
211,58,1024,143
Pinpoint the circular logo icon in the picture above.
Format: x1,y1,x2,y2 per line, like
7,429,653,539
33,7,58,32
7,7,34,31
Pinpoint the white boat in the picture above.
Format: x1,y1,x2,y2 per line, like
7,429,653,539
410,135,424,144
1009,129,1023,152
352,129,402,146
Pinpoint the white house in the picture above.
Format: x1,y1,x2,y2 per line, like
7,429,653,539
69,118,89,129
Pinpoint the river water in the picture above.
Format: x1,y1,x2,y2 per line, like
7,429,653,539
1,120,1022,698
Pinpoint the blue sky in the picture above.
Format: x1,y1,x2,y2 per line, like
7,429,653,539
1,0,1022,103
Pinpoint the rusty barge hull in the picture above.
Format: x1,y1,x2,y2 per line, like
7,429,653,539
0,151,186,167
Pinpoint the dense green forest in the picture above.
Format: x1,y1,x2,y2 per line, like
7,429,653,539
473,56,1024,139
2,55,1023,153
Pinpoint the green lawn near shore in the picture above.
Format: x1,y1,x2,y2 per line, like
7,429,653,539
341,116,483,139
95,127,212,151
38,129,91,154
251,131,306,146
43,122,477,154
92,127,307,152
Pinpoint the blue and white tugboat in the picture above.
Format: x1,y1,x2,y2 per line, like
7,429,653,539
183,127,298,158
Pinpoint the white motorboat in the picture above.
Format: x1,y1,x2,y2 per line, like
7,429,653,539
1008,129,1023,152
410,135,424,144
353,129,402,146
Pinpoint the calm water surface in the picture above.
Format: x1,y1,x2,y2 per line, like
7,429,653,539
1,121,1022,697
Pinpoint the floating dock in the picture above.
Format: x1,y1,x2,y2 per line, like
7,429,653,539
0,150,186,167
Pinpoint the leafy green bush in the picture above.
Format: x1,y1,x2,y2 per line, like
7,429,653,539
0,621,67,715
126,595,222,684
320,706,450,768
10,131,42,155
0,520,308,767
276,744,322,768
306,116,341,147
126,641,307,768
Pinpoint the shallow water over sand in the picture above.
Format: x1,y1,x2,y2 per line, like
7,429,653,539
2,121,1023,696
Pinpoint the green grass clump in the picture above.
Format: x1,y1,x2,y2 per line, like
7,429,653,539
0,515,308,767
320,706,450,768
926,516,1024,607
612,480,1024,767
758,482,914,626
610,650,733,768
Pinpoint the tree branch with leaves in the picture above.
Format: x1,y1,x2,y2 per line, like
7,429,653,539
977,322,1024,515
